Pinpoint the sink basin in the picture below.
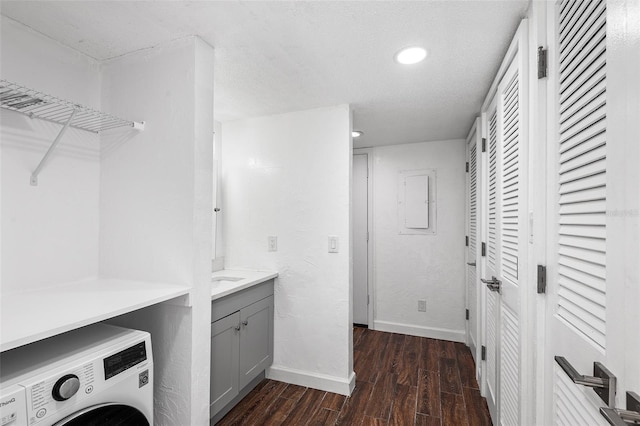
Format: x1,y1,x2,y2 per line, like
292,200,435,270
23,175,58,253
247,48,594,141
212,276,243,283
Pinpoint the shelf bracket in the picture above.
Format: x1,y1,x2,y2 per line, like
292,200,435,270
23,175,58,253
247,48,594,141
30,108,78,186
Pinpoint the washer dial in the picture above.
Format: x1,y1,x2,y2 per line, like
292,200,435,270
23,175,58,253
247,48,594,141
52,374,80,401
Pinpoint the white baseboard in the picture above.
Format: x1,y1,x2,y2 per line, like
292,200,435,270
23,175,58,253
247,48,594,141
266,365,356,396
373,320,466,343
469,333,477,360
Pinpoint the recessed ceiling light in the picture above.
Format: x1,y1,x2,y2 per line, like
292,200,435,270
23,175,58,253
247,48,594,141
352,130,363,138
395,46,427,65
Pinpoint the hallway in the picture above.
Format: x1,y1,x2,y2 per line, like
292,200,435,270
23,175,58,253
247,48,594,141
217,328,491,425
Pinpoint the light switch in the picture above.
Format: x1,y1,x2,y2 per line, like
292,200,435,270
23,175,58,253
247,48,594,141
268,236,277,252
328,236,339,253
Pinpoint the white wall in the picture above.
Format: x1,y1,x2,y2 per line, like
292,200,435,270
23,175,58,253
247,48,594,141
1,18,213,425
0,17,101,293
213,120,224,264
100,37,214,426
221,105,354,395
372,139,467,341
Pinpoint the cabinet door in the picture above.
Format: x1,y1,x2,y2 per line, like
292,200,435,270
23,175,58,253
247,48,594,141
239,296,273,389
210,312,240,417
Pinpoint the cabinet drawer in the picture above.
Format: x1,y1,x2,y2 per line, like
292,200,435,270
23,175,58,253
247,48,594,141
211,279,274,322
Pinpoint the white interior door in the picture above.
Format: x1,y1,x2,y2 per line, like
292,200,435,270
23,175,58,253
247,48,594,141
466,122,480,360
484,97,500,423
496,52,527,426
481,90,500,423
545,0,640,424
353,153,369,326
482,21,528,426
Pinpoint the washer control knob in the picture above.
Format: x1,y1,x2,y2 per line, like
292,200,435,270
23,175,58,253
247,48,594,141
52,374,80,401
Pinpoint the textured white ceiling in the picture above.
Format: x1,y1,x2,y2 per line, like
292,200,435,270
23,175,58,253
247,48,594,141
0,1,529,148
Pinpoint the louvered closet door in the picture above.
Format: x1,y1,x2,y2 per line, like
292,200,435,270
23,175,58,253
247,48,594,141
466,124,479,359
482,23,528,425
483,100,499,424
496,56,524,426
547,0,622,424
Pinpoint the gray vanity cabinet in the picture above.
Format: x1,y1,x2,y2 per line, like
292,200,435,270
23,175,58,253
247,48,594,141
210,280,274,421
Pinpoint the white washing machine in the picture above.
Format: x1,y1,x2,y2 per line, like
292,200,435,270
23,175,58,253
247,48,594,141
0,323,153,426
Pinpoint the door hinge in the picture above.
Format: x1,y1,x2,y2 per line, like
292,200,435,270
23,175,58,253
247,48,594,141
481,242,486,257
367,231,369,242
465,309,469,320
367,295,370,305
465,236,469,246
481,345,487,361
466,162,469,172
537,265,547,294
482,138,487,152
537,46,548,79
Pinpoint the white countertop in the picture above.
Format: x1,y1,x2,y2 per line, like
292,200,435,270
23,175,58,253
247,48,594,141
211,269,278,301
0,278,191,352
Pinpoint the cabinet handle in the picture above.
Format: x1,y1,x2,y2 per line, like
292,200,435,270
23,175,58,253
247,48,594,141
600,391,640,426
242,320,248,327
234,324,241,332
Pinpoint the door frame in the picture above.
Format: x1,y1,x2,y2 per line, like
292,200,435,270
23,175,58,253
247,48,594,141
353,148,374,329
527,2,549,425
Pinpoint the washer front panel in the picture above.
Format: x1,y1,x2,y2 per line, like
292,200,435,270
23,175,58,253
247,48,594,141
21,342,149,425
0,385,27,426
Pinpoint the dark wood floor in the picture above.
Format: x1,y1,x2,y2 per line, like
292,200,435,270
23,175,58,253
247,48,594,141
217,327,492,426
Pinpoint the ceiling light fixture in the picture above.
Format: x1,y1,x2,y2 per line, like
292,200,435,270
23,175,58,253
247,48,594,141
352,130,363,138
395,46,427,65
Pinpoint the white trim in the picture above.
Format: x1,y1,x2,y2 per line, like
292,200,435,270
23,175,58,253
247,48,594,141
464,129,471,346
543,4,561,425
481,20,526,112
525,3,547,426
353,147,374,329
373,320,466,343
266,365,356,396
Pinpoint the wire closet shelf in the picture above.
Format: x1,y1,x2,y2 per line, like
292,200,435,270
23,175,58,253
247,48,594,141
0,79,144,133
1,79,144,185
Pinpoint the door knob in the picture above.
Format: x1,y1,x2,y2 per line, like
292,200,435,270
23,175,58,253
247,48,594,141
600,391,640,426
481,276,501,293
554,356,617,408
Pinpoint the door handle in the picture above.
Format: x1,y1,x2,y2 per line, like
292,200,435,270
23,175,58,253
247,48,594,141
481,276,501,293
467,261,476,267
600,392,640,426
554,356,617,408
